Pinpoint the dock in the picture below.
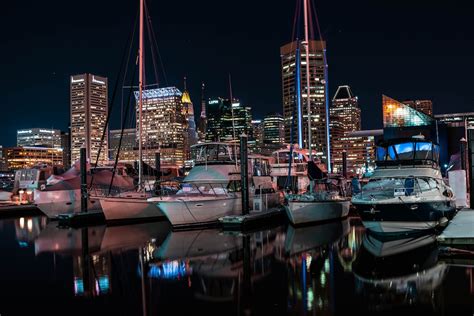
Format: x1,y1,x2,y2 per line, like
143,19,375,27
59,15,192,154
0,203,42,218
219,207,285,231
437,208,474,249
57,211,105,227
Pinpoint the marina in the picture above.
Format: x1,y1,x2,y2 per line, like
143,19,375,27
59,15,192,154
1,0,474,314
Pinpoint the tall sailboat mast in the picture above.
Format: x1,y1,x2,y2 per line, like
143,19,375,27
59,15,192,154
303,0,312,161
138,0,144,187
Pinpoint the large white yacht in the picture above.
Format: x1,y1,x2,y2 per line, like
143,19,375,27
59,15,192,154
148,142,280,228
352,137,457,235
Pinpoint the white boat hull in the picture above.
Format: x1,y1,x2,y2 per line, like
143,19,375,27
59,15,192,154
99,197,165,222
156,195,243,227
285,200,350,225
34,189,101,218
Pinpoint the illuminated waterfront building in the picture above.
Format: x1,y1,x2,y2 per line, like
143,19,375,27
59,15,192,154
383,95,433,128
4,146,63,170
260,112,285,155
403,99,433,117
17,128,61,149
70,73,109,165
109,129,137,163
134,87,186,166
280,40,330,163
435,112,474,129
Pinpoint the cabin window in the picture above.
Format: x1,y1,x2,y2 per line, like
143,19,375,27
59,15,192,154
393,143,414,160
376,147,387,161
415,142,433,160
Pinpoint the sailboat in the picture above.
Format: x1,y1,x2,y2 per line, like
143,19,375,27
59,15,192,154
283,0,350,226
97,0,165,223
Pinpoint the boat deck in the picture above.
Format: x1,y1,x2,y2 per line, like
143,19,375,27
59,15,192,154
437,208,474,248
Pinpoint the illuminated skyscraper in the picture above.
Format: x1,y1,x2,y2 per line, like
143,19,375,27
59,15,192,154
263,113,285,145
251,119,263,153
330,85,362,171
70,74,108,165
205,98,253,143
330,85,361,137
109,129,136,163
403,100,433,117
280,40,329,163
205,98,225,142
134,87,186,166
181,84,198,161
221,99,253,142
197,82,207,143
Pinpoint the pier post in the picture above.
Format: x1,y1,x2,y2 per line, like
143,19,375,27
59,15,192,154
342,150,347,178
240,134,250,215
155,151,161,181
80,147,88,213
468,130,473,208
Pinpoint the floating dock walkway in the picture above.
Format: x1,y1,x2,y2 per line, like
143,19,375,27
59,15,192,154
437,208,474,248
0,203,41,218
219,207,285,231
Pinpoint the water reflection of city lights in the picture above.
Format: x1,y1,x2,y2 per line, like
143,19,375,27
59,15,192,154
27,219,33,232
305,254,312,272
324,259,330,273
320,272,326,287
19,217,24,229
148,260,191,280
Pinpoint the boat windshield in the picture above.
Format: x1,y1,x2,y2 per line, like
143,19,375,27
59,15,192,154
358,176,440,199
191,143,239,165
274,151,306,164
376,141,439,166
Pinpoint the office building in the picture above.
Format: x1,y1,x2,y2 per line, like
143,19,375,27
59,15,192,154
135,87,186,166
251,119,263,153
17,128,62,149
4,147,63,170
60,131,71,169
109,129,137,163
281,40,330,164
404,100,433,117
205,98,253,143
197,82,207,143
70,73,108,165
181,87,198,160
330,86,363,172
221,99,253,142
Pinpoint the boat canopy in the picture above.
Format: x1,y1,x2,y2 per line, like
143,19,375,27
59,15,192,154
375,139,440,166
191,143,239,165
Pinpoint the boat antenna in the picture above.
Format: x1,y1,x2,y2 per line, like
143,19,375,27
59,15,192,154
303,0,312,162
229,73,238,168
138,0,144,188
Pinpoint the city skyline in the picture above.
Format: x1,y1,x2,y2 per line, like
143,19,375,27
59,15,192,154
2,0,474,147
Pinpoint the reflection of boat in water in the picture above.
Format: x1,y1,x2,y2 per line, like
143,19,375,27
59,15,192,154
284,218,350,257
352,232,448,312
34,222,106,255
99,221,170,253
153,229,242,261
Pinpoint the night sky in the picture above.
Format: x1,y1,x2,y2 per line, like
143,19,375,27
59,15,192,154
1,0,473,147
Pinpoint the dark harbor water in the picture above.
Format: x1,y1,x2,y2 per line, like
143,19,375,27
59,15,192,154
0,216,473,316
